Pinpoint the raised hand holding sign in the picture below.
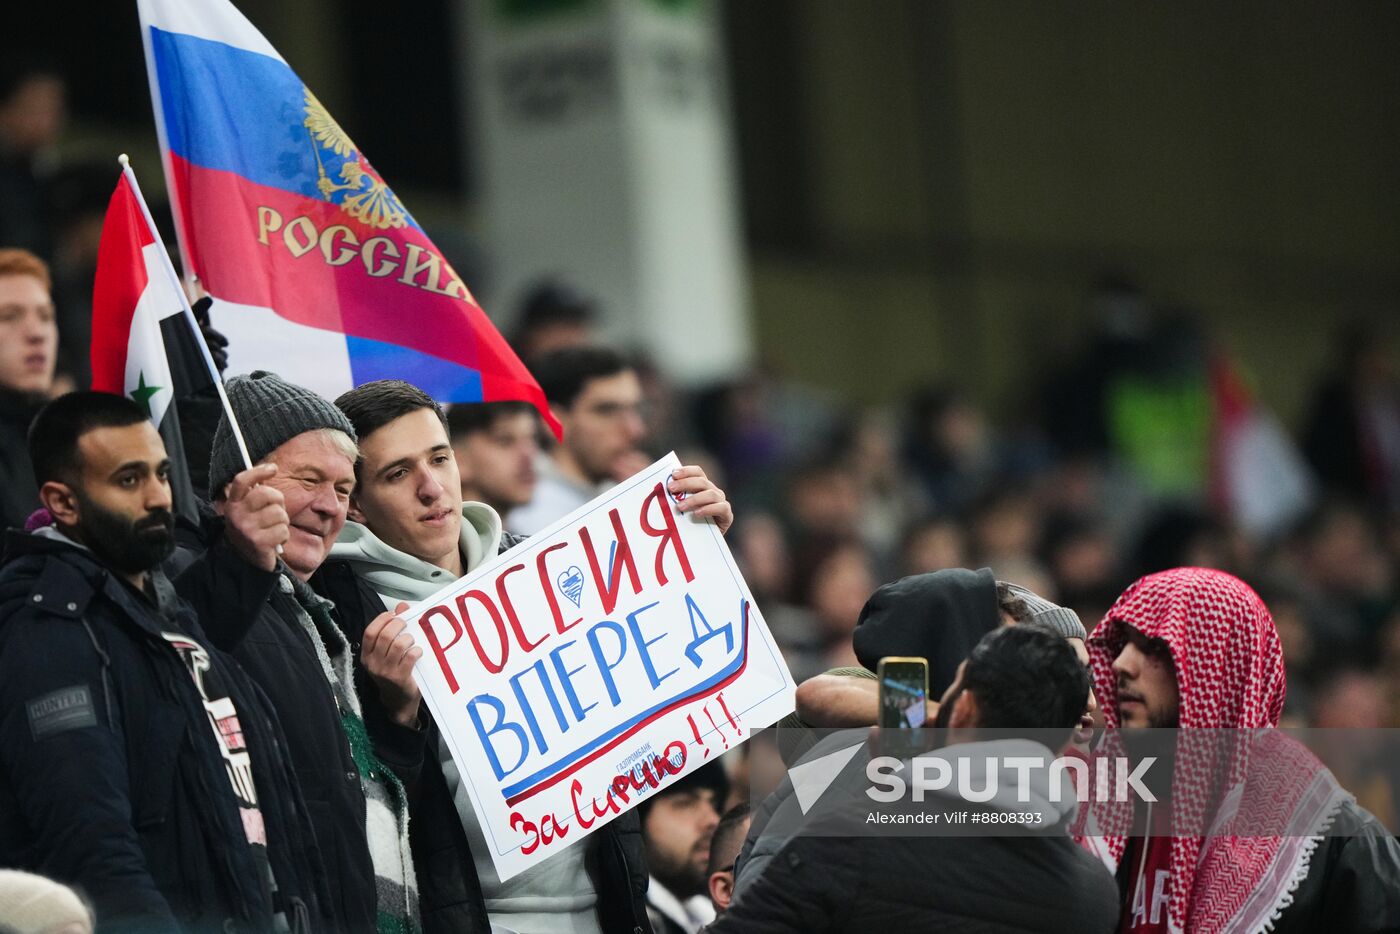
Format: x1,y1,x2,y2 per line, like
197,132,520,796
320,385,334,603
406,452,793,880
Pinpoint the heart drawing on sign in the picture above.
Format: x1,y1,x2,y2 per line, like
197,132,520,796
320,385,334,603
557,566,585,608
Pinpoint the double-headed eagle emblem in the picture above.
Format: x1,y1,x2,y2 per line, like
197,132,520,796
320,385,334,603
302,88,408,230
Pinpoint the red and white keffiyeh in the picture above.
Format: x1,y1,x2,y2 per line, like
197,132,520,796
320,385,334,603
1080,568,1350,934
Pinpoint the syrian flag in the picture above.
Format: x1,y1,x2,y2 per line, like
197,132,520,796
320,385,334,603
91,163,213,524
1210,355,1315,539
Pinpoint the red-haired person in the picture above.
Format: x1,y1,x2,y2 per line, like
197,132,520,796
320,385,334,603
0,247,58,529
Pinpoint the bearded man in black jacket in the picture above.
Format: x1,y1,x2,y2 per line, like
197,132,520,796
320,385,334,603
0,392,326,932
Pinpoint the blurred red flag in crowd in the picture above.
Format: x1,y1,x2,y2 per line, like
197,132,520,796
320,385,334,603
1209,356,1315,538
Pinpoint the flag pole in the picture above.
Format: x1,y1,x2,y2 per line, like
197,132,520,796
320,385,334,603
135,4,197,295
117,153,255,476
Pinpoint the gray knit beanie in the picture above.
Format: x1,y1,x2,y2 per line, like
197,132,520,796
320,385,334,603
998,580,1087,640
208,371,358,498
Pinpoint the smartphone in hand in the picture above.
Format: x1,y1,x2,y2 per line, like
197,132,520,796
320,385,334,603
877,656,929,729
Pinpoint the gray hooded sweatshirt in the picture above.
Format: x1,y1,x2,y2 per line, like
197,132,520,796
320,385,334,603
329,502,504,607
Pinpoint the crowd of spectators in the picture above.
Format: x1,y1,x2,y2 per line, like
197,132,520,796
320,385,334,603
502,277,1400,739
4,55,1400,934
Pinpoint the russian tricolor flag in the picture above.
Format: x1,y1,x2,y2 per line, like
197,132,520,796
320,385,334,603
136,0,559,435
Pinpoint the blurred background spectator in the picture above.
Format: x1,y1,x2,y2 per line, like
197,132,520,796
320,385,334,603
0,59,66,261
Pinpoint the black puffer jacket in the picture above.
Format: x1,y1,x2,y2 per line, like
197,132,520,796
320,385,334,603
312,556,654,934
720,830,1118,934
0,531,327,932
173,526,381,932
723,736,1118,934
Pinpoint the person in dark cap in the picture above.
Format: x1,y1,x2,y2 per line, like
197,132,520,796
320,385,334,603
793,567,1001,729
716,625,1118,934
853,567,1002,696
793,569,1099,752
177,370,422,933
640,760,729,934
731,574,1106,928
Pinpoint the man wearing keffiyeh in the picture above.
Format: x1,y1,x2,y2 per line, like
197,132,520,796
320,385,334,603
1080,567,1400,933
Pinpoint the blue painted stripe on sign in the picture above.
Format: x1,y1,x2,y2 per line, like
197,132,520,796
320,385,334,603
498,605,752,802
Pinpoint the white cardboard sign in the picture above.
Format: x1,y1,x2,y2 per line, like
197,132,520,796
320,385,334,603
408,453,795,880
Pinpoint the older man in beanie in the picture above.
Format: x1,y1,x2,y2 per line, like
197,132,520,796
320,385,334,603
175,370,423,933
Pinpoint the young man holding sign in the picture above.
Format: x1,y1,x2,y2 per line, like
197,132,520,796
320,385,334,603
326,378,733,934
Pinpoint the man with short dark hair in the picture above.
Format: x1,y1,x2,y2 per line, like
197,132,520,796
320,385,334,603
793,569,1100,752
328,380,544,934
931,623,1090,733
446,400,539,518
506,346,650,534
640,761,727,934
705,803,752,918
334,380,509,591
715,624,1119,934
0,392,324,931
0,247,58,529
327,377,730,934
